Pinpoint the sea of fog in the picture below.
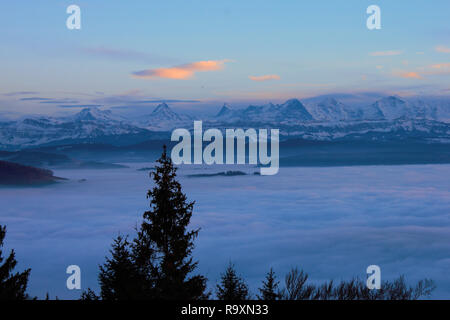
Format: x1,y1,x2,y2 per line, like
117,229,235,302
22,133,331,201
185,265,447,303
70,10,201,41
0,164,449,299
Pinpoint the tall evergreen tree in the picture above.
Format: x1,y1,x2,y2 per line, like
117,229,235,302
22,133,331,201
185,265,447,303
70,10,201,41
216,263,249,300
135,145,207,299
258,268,281,300
0,225,31,300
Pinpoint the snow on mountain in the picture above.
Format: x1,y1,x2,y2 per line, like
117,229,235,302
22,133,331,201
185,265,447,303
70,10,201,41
277,99,314,121
431,99,450,122
357,101,384,120
408,98,450,122
216,99,313,123
1,96,450,149
0,107,148,149
307,96,419,122
149,103,182,121
216,103,233,118
305,97,353,121
69,107,126,123
369,96,410,120
276,118,450,141
138,103,192,130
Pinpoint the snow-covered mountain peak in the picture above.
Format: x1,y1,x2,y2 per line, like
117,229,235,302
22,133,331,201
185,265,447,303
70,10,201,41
305,97,353,121
153,102,169,113
371,96,409,120
150,103,181,121
279,98,313,121
281,98,303,108
216,103,233,117
71,107,123,122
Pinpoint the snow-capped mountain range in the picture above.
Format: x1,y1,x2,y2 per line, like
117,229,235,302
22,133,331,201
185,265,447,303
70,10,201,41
1,96,449,149
214,96,450,123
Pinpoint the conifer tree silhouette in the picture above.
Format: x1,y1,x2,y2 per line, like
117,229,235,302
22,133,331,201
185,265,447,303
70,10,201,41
216,263,249,300
98,235,144,300
0,225,31,300
135,145,207,299
258,268,281,300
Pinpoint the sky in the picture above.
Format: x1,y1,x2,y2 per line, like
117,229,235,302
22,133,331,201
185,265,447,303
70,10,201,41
0,0,449,115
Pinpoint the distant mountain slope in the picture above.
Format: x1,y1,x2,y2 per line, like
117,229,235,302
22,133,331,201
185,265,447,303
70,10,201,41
148,103,182,121
216,99,313,123
370,96,409,120
216,103,233,118
0,160,65,185
305,97,354,121
0,107,156,149
68,107,126,122
304,95,450,122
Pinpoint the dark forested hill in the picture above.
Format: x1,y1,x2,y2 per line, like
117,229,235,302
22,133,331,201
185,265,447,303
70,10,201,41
0,160,65,186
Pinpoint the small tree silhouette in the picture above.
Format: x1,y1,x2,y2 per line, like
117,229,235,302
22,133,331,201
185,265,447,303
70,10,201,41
258,268,282,300
98,235,143,300
0,225,31,300
216,263,249,300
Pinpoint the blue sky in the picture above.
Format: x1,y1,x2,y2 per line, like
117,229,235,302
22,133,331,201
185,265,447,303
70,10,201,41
0,0,449,115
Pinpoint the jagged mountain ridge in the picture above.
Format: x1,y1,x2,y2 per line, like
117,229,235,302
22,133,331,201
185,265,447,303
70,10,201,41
0,107,150,149
215,96,450,123
215,99,313,123
1,96,450,149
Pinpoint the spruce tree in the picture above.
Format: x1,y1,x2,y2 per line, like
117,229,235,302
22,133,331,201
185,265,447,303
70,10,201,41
216,263,249,300
80,288,100,300
136,145,207,299
258,268,281,300
98,235,144,300
0,225,31,300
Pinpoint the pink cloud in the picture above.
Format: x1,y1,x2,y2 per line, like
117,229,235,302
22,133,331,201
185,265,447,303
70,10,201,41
393,63,450,79
394,71,423,79
436,46,450,53
132,60,230,80
249,74,281,82
430,63,450,69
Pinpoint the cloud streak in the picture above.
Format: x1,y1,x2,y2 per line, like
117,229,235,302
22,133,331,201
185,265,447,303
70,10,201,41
393,63,450,79
249,74,281,82
82,47,177,64
58,104,103,108
430,63,450,69
132,60,231,80
20,97,52,101
394,71,423,79
3,91,39,96
370,50,402,57
436,45,450,53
